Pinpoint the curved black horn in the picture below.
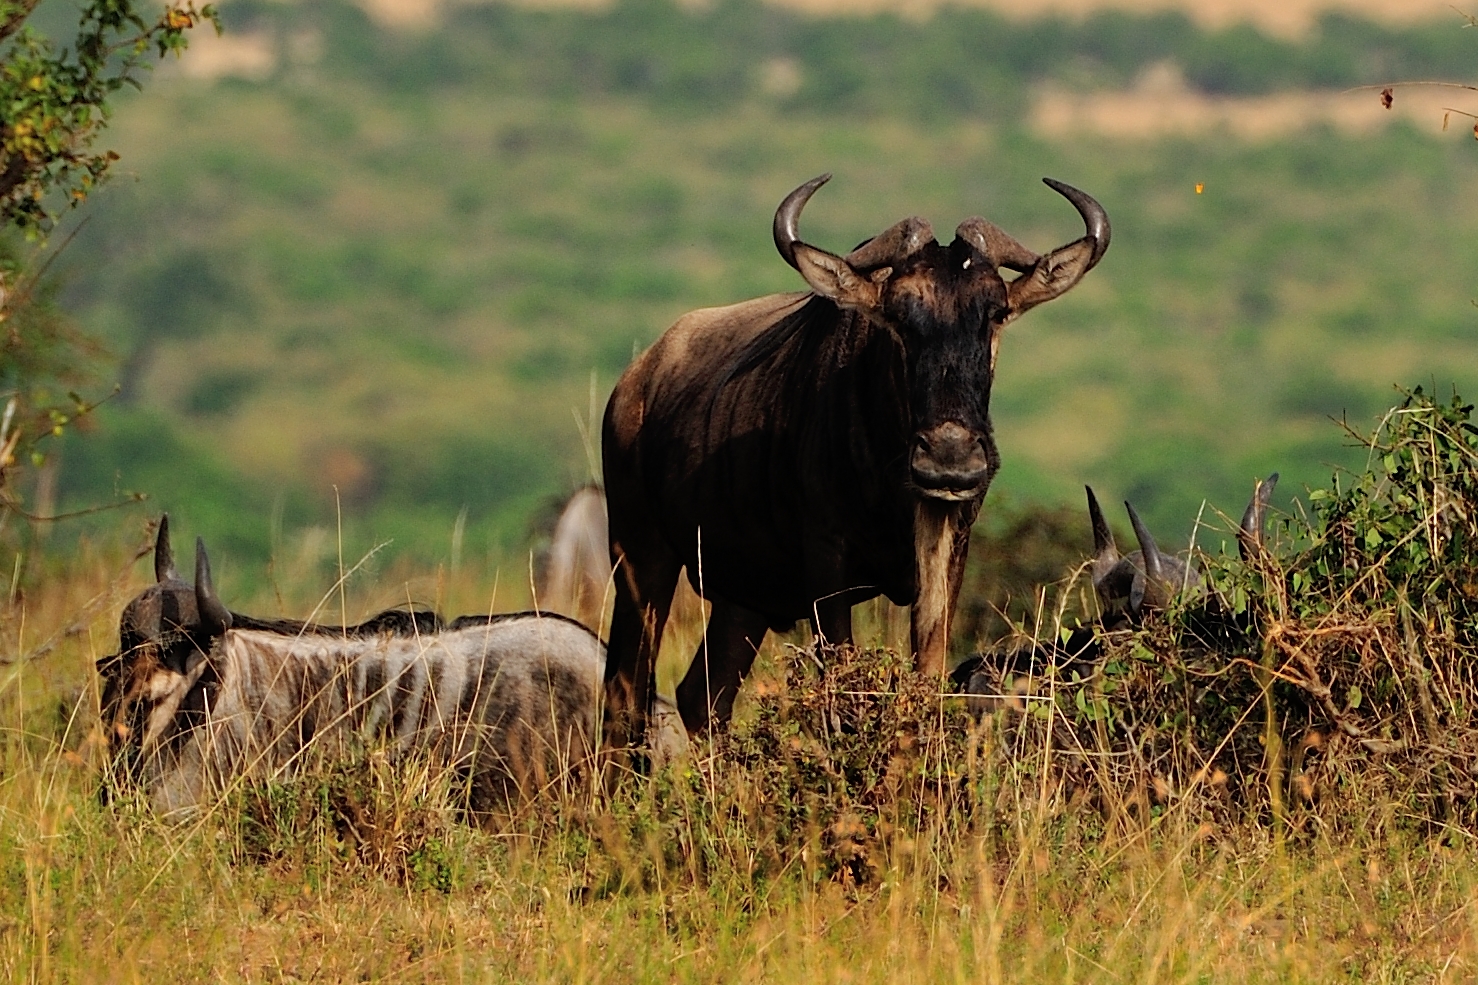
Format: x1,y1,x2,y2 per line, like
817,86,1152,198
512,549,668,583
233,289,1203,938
1043,178,1111,269
194,537,233,637
773,173,832,271
1086,486,1116,559
956,217,1039,274
845,216,933,271
154,514,179,583
1125,501,1165,587
1237,472,1280,561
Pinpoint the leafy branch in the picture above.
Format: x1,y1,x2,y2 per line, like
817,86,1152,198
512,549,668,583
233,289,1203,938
0,0,217,235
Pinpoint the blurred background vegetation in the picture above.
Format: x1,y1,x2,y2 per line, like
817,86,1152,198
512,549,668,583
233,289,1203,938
23,0,1478,602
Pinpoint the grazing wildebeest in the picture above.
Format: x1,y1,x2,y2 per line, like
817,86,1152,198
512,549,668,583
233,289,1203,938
602,174,1111,746
951,474,1280,704
1088,473,1279,627
99,517,605,814
541,485,611,631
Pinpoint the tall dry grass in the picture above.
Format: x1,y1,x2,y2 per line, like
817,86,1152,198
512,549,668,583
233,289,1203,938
0,388,1477,981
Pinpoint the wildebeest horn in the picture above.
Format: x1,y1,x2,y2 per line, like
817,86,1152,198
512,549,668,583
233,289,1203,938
1086,486,1118,560
1237,472,1280,561
194,537,233,636
956,217,1039,274
1043,178,1111,270
1087,485,1120,592
1126,501,1173,609
845,216,935,271
774,173,831,271
154,514,179,583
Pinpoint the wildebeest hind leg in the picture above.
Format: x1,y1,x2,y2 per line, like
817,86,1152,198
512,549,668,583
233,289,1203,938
674,598,768,732
604,535,680,749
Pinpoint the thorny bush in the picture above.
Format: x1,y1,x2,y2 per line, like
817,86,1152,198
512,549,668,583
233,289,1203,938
961,385,1478,840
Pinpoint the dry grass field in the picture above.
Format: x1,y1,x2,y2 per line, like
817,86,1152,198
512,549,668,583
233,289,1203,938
3,541,1476,983
4,391,1478,982
16,1,1478,977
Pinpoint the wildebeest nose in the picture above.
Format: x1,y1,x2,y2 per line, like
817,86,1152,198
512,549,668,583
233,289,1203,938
911,422,990,497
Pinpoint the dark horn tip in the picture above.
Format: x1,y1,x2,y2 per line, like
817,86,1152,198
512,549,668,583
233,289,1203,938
773,173,834,271
194,536,233,634
1125,500,1164,570
1042,176,1112,267
1086,485,1115,556
154,513,179,584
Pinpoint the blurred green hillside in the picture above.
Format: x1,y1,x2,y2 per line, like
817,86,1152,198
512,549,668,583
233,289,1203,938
42,0,1478,593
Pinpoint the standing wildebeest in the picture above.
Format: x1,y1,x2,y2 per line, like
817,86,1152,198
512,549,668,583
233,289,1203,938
100,517,605,814
602,174,1110,745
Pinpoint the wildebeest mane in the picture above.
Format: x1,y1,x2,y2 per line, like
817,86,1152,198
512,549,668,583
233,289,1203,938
709,294,843,414
448,610,599,635
229,605,443,638
223,607,599,639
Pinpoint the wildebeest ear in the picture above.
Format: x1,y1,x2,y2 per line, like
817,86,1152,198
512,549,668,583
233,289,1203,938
1237,472,1280,561
1004,237,1096,322
194,537,233,637
154,514,180,584
792,243,883,310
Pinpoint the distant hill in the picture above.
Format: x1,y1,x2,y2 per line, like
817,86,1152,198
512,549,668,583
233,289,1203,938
47,0,1478,587
372,0,1451,39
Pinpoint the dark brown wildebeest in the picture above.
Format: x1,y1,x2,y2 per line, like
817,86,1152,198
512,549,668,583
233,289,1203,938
602,174,1111,747
100,517,605,814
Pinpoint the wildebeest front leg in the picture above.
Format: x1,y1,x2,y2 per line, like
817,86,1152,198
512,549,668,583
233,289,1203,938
810,593,853,647
604,537,680,749
674,598,769,732
911,500,974,676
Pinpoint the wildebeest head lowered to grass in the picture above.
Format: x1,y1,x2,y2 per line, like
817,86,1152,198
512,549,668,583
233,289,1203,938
602,174,1110,747
99,517,606,815
1087,474,1279,627
951,473,1281,707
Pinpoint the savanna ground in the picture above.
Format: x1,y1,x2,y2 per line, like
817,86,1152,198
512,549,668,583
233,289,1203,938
5,389,1478,982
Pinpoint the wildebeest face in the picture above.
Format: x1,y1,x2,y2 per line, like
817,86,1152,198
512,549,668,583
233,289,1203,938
99,516,232,771
877,238,1010,500
774,174,1110,502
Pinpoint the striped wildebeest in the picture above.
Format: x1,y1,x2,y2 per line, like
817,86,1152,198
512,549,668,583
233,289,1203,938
603,174,1110,747
951,473,1280,703
99,517,605,814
